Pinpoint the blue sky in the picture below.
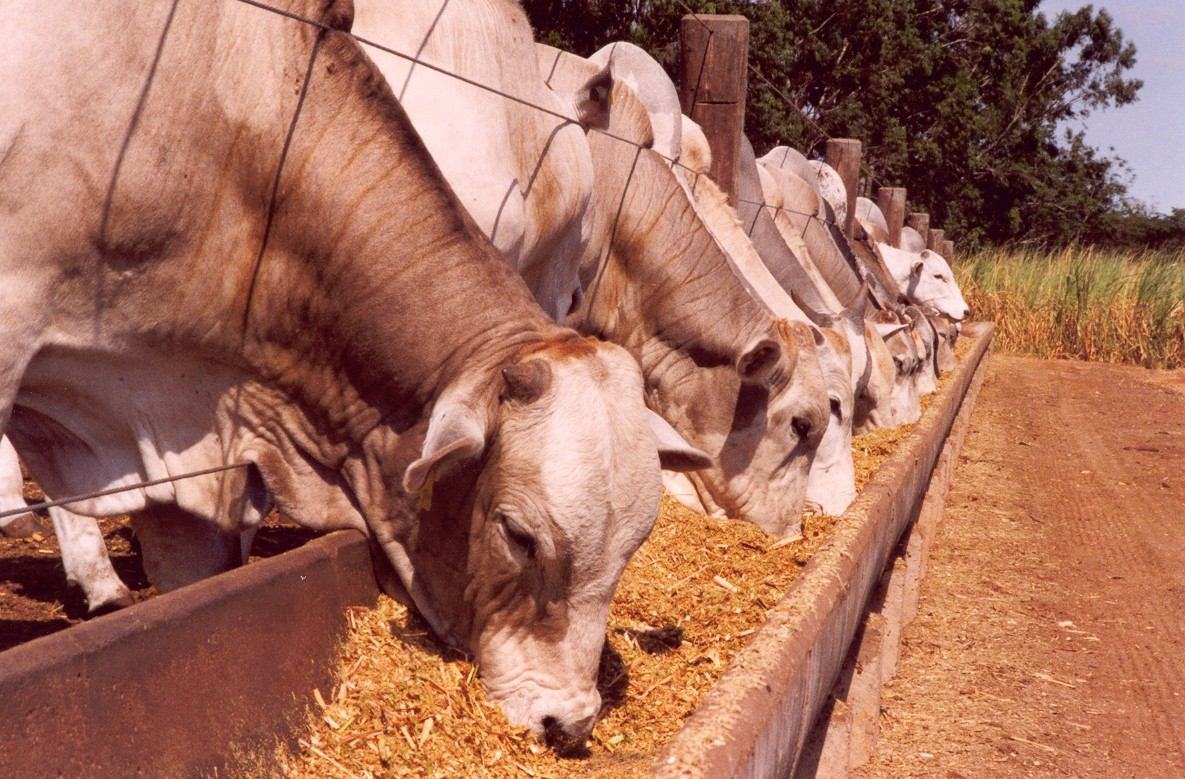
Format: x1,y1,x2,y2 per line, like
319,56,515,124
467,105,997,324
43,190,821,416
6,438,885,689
1039,0,1185,212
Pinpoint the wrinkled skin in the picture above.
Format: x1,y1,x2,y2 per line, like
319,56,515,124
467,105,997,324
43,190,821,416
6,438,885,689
1,2,709,743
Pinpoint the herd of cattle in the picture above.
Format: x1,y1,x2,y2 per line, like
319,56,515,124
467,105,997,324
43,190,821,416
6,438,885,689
0,0,969,747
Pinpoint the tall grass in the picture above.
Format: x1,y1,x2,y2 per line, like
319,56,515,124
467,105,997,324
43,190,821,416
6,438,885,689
956,246,1185,369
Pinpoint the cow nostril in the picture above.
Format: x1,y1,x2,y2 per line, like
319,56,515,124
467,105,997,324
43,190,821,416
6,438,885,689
542,715,591,757
791,416,812,440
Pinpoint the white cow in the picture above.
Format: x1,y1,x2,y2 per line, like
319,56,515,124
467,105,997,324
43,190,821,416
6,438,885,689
808,160,848,227
674,119,858,516
352,0,613,321
878,242,970,321
541,46,831,537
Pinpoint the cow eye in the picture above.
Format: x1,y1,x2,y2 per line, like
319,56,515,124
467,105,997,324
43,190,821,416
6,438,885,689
828,396,843,421
498,512,537,560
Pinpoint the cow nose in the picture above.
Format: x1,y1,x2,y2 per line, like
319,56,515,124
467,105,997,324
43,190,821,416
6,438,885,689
542,714,596,756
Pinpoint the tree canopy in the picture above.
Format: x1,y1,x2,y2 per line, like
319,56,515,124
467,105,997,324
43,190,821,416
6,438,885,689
521,1,1172,249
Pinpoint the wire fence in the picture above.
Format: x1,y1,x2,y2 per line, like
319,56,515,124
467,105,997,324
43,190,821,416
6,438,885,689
2,0,858,524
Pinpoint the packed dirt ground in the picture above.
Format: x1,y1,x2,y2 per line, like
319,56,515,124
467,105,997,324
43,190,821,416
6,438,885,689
860,354,1185,778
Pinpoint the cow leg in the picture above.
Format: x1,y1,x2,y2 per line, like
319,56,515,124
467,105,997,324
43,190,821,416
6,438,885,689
0,435,44,537
131,505,241,593
47,506,134,614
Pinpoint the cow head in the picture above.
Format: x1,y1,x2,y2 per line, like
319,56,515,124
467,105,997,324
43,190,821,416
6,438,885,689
382,336,708,746
873,317,923,425
927,309,959,373
880,244,970,321
802,326,857,516
644,316,829,539
786,292,863,518
854,320,899,434
903,306,938,396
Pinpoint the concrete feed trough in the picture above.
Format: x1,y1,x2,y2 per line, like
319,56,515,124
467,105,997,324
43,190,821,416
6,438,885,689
0,326,993,778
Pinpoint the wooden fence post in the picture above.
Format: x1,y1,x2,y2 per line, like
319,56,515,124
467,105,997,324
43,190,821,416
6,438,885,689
679,14,749,204
876,187,906,248
943,238,955,259
906,212,929,243
825,139,861,239
927,227,945,253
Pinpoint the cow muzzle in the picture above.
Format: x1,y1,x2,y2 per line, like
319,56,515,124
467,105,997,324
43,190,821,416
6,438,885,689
494,679,602,752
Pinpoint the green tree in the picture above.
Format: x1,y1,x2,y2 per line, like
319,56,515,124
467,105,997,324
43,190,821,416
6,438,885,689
519,0,1144,248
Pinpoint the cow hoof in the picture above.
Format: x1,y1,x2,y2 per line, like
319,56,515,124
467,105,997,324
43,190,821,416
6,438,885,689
85,587,135,617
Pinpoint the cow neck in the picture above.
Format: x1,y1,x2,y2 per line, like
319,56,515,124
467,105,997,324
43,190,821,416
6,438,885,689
750,210,834,314
575,150,770,368
234,31,561,474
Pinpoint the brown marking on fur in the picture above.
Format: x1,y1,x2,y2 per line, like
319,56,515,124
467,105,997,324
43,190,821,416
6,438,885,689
820,326,852,361
519,334,600,362
772,318,803,374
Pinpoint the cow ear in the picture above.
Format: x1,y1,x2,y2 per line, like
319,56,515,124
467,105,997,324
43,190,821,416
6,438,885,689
403,401,487,494
911,260,924,278
575,64,613,130
645,410,713,472
736,337,782,386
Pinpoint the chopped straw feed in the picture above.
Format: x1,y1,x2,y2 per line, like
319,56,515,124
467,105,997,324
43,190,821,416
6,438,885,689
276,345,971,778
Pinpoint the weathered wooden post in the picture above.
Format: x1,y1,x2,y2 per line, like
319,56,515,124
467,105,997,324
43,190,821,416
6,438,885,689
943,238,955,259
825,139,862,239
679,14,749,204
906,212,929,242
927,227,945,253
876,187,906,247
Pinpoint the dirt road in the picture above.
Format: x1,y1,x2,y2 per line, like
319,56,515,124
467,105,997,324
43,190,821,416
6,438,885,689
860,355,1185,778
